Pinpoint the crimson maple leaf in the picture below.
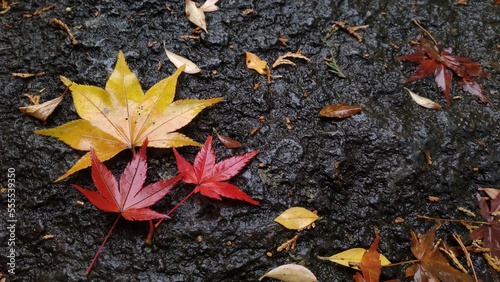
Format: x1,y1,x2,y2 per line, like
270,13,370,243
396,36,490,105
73,139,181,221
471,192,500,259
173,135,259,205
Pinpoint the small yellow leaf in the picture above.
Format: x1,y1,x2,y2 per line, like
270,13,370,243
317,248,391,270
163,42,201,74
274,207,319,230
404,87,441,110
200,0,218,12
186,0,207,32
259,264,317,282
19,93,65,124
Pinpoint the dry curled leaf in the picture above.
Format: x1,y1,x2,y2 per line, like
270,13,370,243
185,0,206,31
259,264,317,282
272,51,311,69
163,42,201,74
274,207,319,230
20,92,66,124
213,128,242,149
404,87,441,110
319,104,364,118
245,51,271,84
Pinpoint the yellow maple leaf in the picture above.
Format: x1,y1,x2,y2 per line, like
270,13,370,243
37,51,222,181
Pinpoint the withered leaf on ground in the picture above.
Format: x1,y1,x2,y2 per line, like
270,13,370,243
37,51,222,181
319,104,364,118
318,246,390,270
259,264,317,282
200,0,218,12
272,51,311,69
185,0,207,31
163,42,201,74
406,223,474,282
404,87,441,110
471,189,500,260
20,92,66,124
245,51,271,84
274,207,319,230
355,231,383,282
213,128,242,149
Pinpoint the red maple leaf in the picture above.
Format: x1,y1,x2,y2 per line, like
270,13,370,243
73,139,181,221
396,36,490,105
173,135,259,205
406,223,474,282
471,192,500,259
355,231,382,282
72,139,181,275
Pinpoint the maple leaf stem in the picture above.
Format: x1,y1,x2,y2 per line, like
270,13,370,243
411,18,438,46
417,214,491,225
155,189,196,229
85,215,121,276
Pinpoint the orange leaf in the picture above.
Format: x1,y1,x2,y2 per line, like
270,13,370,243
319,104,364,118
245,51,271,83
358,231,382,282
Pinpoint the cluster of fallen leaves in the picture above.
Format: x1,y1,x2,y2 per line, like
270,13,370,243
26,51,260,275
397,36,490,105
261,201,500,282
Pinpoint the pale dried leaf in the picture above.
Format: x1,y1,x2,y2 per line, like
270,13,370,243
272,52,311,69
274,207,319,230
317,248,391,270
19,93,65,124
164,42,201,74
404,87,441,110
259,264,317,282
186,0,206,31
200,0,218,12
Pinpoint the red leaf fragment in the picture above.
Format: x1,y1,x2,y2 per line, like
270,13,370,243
396,37,490,105
73,139,181,221
406,223,475,282
471,192,500,258
173,135,259,205
319,104,364,118
355,231,382,282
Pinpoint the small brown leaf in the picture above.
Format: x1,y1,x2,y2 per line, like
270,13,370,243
319,104,364,118
245,51,271,84
19,92,66,124
213,128,242,149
